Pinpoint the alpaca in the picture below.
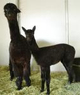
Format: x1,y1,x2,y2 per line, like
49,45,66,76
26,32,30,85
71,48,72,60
4,3,31,90
22,26,75,95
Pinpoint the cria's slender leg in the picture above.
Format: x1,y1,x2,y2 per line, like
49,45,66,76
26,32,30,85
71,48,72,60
9,59,14,81
23,64,31,87
45,67,50,95
68,66,74,83
40,67,45,92
16,76,23,90
62,61,74,83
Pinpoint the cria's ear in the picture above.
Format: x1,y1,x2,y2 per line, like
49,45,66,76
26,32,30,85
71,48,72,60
32,26,36,32
22,27,27,33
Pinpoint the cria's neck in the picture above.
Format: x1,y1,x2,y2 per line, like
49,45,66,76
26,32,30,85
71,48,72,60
29,38,39,54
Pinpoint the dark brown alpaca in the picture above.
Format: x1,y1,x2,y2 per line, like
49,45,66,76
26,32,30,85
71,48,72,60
22,26,75,95
4,3,31,90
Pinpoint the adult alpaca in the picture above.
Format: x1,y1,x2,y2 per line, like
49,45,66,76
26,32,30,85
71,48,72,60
4,3,31,90
22,26,75,95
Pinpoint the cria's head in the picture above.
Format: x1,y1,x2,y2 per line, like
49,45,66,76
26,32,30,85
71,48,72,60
4,3,20,20
22,26,36,42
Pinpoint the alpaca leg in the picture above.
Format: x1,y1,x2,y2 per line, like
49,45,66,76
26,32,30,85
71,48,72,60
28,61,31,76
45,67,50,95
23,64,31,87
62,61,74,83
9,59,14,81
40,67,45,92
64,64,74,83
13,64,23,89
16,76,23,90
67,65,74,83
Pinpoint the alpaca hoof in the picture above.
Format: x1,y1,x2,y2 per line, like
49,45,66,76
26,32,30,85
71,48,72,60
10,76,14,81
17,87,22,90
27,83,31,87
46,92,50,95
40,89,44,92
46,93,50,95
27,81,31,87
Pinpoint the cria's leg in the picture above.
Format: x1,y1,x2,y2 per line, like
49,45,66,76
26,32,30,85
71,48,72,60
16,76,23,90
62,60,74,83
23,63,31,87
67,65,74,83
45,67,50,95
40,66,45,92
9,59,14,81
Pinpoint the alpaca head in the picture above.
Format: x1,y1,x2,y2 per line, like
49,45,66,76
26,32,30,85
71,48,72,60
22,26,36,42
4,3,20,20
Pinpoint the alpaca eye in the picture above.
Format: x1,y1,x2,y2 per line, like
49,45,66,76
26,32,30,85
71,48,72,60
14,9,16,11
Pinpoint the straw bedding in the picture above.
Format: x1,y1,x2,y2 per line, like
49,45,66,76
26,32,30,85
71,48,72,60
0,66,80,95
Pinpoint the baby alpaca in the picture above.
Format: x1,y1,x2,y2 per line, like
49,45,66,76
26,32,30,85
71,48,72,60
22,26,75,95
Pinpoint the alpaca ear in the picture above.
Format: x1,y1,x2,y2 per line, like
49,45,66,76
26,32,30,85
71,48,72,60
32,26,36,32
22,27,27,34
17,8,21,13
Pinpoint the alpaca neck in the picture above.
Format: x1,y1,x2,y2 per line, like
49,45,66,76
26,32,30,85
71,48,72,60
29,38,40,65
8,19,20,42
29,38,39,54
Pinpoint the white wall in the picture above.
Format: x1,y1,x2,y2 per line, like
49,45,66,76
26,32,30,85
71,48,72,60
0,0,18,65
69,0,80,57
20,0,66,44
